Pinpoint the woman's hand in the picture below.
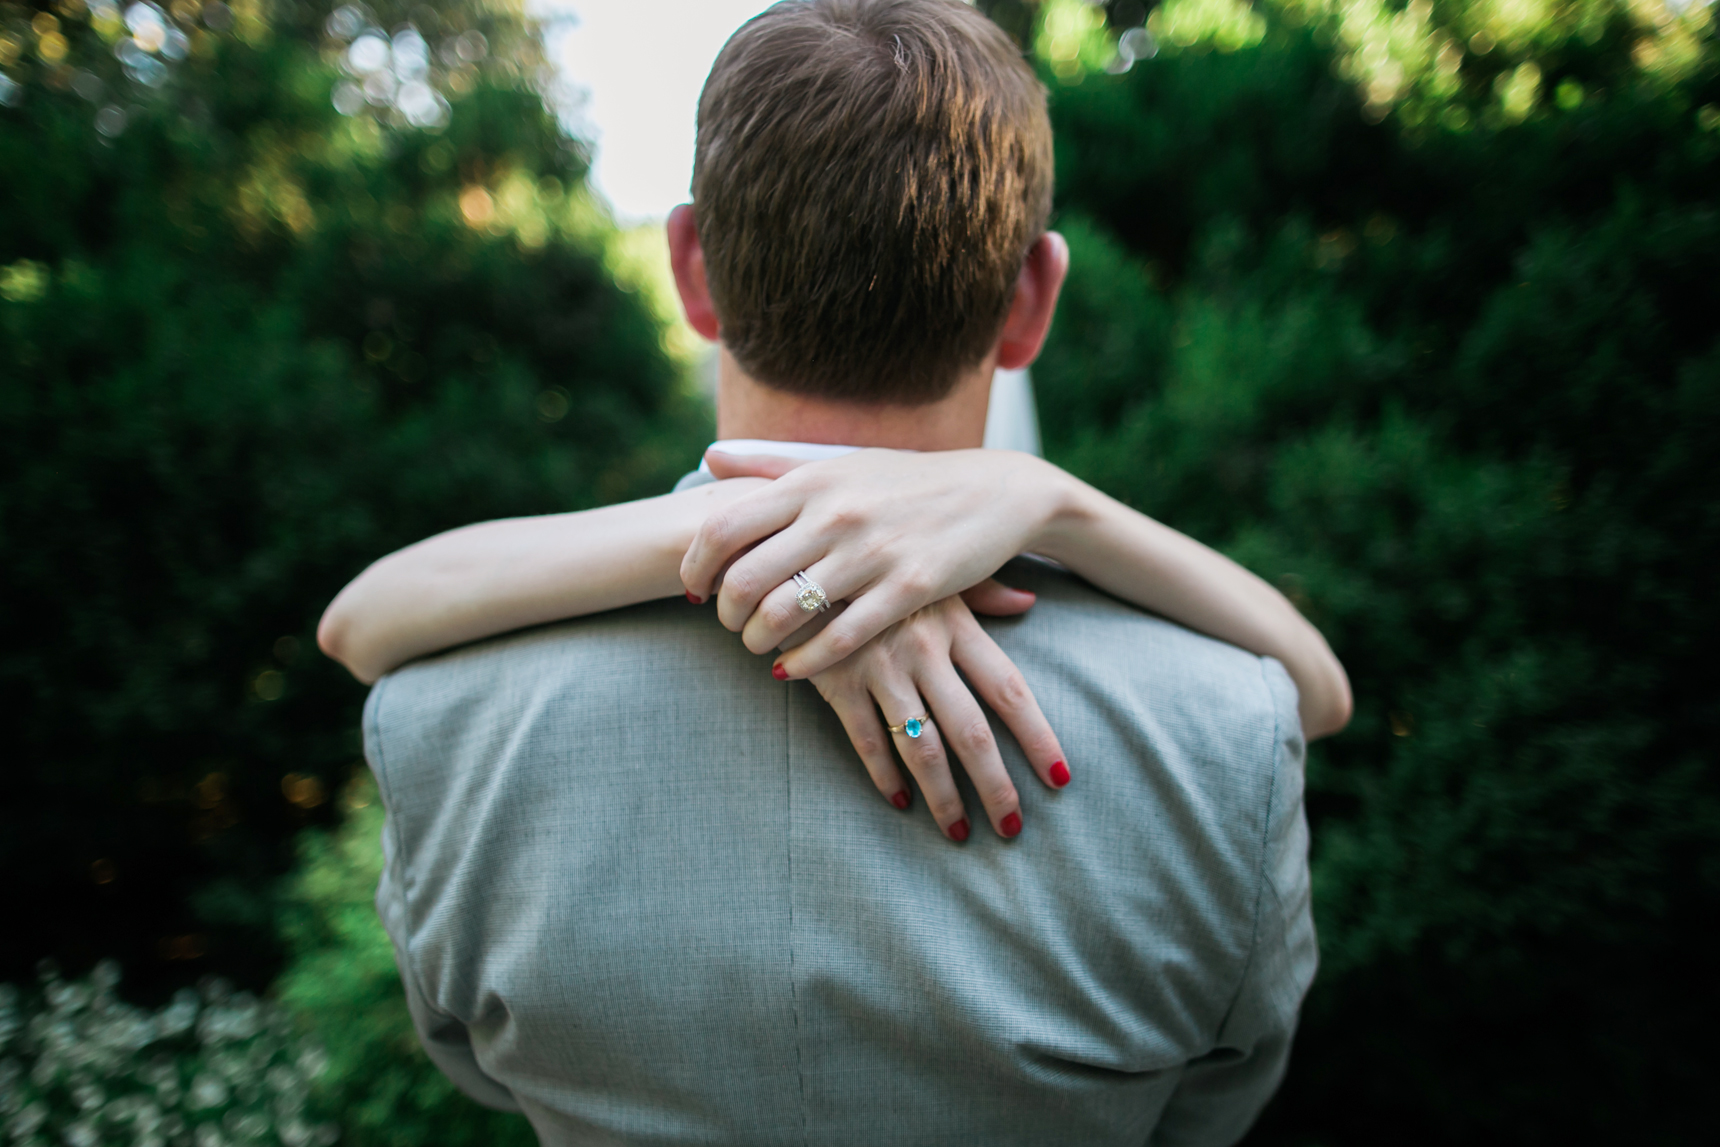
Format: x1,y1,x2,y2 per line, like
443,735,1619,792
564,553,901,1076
789,593,1070,841
684,446,1354,740
682,447,1073,680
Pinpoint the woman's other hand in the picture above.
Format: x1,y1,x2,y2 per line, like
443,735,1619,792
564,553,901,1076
787,593,1070,841
682,447,1071,679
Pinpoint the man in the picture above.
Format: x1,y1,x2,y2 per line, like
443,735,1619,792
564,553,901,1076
367,1,1315,1142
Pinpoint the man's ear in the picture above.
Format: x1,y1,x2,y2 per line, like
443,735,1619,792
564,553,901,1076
667,203,721,341
995,232,1069,371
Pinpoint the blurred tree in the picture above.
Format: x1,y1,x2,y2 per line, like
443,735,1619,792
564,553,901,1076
986,0,1720,1142
0,0,704,1002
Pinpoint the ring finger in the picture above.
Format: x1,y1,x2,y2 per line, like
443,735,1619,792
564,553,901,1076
876,687,968,842
740,555,867,656
712,525,839,633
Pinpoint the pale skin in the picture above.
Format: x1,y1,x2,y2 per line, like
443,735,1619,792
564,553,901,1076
319,206,1352,842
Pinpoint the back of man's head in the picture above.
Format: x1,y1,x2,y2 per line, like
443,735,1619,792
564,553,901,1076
693,0,1053,406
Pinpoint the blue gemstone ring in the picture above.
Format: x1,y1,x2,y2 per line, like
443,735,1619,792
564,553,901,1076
887,714,931,739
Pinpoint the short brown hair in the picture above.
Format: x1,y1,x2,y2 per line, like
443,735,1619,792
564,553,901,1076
692,0,1053,405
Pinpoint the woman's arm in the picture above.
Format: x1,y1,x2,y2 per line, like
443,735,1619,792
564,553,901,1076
317,479,764,684
684,448,1352,739
316,471,1068,840
1034,482,1352,739
317,447,1343,837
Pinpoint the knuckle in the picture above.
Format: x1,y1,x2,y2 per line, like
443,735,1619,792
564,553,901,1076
856,537,893,569
1028,733,1062,762
910,741,946,770
823,627,860,661
974,776,1018,808
723,567,760,603
851,732,886,758
699,513,734,552
905,626,942,659
896,568,935,602
829,506,870,531
954,715,996,750
993,670,1031,712
929,796,966,823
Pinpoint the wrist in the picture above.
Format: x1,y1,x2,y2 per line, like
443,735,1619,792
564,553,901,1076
1025,462,1100,563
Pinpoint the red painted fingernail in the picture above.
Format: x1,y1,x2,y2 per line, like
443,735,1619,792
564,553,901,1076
1000,811,1022,837
1049,760,1070,787
948,818,970,843
771,663,789,681
685,591,703,604
891,790,910,811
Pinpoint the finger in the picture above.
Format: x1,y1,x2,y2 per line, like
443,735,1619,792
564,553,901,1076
719,534,861,639
820,683,911,810
738,553,873,655
950,615,1069,790
960,577,1037,618
680,483,805,602
703,449,811,481
876,684,968,842
917,661,1022,838
775,582,931,680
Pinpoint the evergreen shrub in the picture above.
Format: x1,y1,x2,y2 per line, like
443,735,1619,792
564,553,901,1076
1015,0,1720,1140
0,0,704,998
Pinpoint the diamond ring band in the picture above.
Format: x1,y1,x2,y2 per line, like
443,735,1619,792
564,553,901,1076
886,714,930,739
793,571,831,614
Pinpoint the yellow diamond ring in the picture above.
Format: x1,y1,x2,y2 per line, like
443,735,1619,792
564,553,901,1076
793,571,830,614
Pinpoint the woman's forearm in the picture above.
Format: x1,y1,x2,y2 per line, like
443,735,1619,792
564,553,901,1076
317,479,763,684
1032,467,1353,739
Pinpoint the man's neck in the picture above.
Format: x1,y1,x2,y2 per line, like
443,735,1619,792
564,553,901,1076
713,347,992,451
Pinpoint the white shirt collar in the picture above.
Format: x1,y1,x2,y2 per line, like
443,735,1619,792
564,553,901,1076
696,439,866,474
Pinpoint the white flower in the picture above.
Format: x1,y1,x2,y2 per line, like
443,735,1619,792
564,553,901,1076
10,1099,47,1135
187,1072,229,1110
346,34,390,75
391,29,429,79
158,992,198,1038
325,5,366,41
3,968,332,1147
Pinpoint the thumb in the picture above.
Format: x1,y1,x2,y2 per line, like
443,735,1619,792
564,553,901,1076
705,449,809,481
961,578,1036,617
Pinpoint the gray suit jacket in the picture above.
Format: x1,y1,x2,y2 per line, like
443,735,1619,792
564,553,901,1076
367,558,1315,1147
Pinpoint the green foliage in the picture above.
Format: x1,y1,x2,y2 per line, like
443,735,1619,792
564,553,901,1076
0,962,337,1147
1020,2,1720,1141
275,776,534,1147
0,0,705,998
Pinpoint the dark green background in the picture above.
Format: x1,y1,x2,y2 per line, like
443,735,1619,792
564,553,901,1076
4,0,1717,1142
